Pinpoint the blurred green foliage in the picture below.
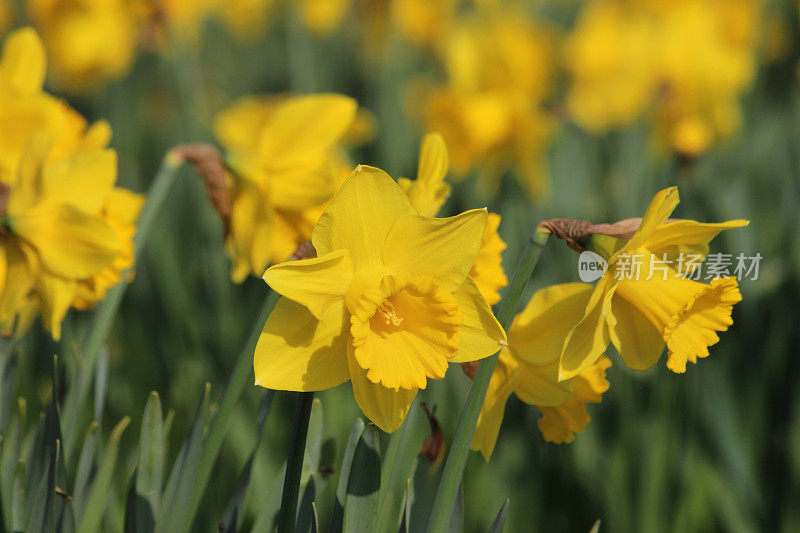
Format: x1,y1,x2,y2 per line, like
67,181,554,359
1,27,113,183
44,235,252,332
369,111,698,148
2,1,800,532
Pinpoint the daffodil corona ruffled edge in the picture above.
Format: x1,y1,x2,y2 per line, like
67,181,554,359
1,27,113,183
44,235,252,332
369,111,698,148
253,165,506,432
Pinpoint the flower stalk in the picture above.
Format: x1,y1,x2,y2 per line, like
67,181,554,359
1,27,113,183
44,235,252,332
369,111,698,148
426,225,551,532
277,391,315,533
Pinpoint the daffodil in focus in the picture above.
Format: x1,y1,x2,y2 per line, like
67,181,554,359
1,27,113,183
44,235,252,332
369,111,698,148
399,132,508,304
422,10,555,198
559,187,748,380
27,0,138,91
254,165,506,432
213,94,357,281
0,28,144,338
470,284,611,459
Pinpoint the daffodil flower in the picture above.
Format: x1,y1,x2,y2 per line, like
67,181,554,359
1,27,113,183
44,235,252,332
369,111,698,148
27,0,137,91
0,28,145,336
559,187,748,380
1,139,123,339
471,283,611,460
214,94,357,280
254,165,506,432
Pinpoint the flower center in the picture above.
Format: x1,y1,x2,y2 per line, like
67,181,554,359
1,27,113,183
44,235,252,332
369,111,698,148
346,272,462,390
377,301,403,326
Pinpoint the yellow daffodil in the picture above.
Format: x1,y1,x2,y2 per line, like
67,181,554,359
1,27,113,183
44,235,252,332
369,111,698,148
471,283,612,459
0,140,122,339
0,28,145,337
565,0,758,155
422,11,555,198
0,28,111,185
27,0,138,91
559,187,748,380
254,165,506,432
399,132,508,303
213,93,357,281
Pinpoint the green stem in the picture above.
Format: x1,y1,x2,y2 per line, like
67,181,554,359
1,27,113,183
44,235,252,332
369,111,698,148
62,152,183,458
426,227,551,533
188,289,279,522
277,391,315,533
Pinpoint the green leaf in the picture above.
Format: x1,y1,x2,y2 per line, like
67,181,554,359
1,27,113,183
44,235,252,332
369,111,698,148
488,500,509,533
76,417,130,533
447,484,462,533
136,391,165,529
343,424,381,533
1,399,23,531
155,384,210,533
297,398,325,533
11,460,26,532
221,390,274,531
250,463,286,533
25,437,58,533
329,418,365,533
188,290,278,528
588,519,601,533
72,422,99,520
377,401,426,533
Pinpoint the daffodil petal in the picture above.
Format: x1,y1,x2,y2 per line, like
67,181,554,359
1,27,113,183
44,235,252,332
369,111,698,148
0,28,46,94
37,273,77,340
254,298,350,391
268,164,340,211
384,209,487,293
40,149,117,214
12,204,121,279
347,343,417,433
417,132,448,185
623,187,679,253
258,94,357,167
608,294,665,370
515,359,573,407
312,166,415,269
449,276,506,363
508,282,594,367
559,280,611,381
645,219,750,263
263,249,353,320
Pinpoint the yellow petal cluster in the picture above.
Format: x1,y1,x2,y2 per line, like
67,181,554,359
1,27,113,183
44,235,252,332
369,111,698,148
0,28,144,338
471,283,612,459
213,94,357,280
422,9,555,198
566,0,758,155
27,0,138,91
559,187,749,380
254,166,506,432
